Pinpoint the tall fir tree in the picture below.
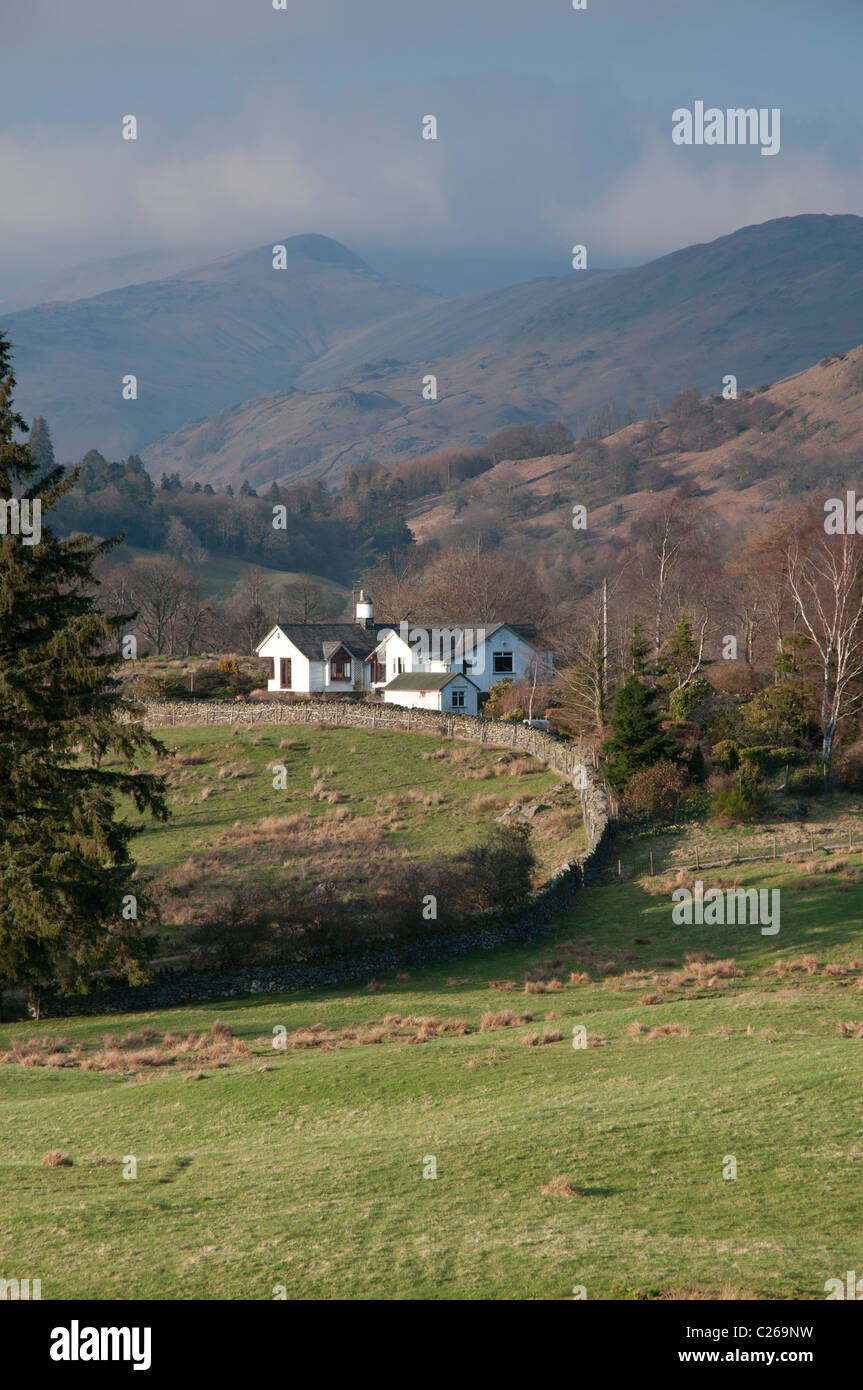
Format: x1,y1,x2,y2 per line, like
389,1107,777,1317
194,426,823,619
601,623,677,792
659,609,704,690
28,416,54,474
0,335,167,1011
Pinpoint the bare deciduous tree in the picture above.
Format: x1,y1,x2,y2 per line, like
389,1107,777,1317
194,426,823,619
130,555,189,655
785,529,863,771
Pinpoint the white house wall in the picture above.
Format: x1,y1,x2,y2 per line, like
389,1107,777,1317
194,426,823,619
470,629,538,692
374,626,541,694
384,677,479,715
259,629,311,693
382,688,437,711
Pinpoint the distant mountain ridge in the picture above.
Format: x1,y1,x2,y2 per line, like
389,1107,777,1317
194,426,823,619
3,234,440,459
4,215,863,484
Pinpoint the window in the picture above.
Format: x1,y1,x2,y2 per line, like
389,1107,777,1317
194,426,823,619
451,689,465,708
493,651,513,673
392,657,404,678
279,658,292,689
331,656,351,681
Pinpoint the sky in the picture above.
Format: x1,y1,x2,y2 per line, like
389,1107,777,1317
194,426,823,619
1,0,862,296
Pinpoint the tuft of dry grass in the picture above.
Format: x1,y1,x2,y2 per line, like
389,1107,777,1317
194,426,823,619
9,1024,250,1076
41,1150,73,1167
834,1019,863,1038
470,793,510,813
645,1023,690,1041
541,1174,579,1197
480,1009,533,1033
358,1027,388,1045
658,1283,755,1301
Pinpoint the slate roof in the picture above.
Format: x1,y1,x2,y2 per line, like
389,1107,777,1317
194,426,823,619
258,623,387,661
383,672,480,692
368,621,537,656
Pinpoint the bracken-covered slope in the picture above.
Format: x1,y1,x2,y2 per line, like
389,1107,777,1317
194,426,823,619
404,345,863,569
141,214,863,490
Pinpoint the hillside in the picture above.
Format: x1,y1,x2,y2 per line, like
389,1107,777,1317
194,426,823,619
6,214,863,489
109,723,586,947
3,235,439,460
404,345,863,562
2,812,860,1299
0,242,241,315
142,215,863,490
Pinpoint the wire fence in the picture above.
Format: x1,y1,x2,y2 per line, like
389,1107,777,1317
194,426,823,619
618,825,863,878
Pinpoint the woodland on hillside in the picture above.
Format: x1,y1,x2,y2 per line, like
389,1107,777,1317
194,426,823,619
27,363,863,817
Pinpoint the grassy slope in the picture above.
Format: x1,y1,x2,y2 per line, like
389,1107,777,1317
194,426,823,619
1,827,861,1300
124,726,586,924
116,544,350,602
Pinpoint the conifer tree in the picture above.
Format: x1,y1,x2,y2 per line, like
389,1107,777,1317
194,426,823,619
0,335,167,1011
601,623,677,792
28,416,54,474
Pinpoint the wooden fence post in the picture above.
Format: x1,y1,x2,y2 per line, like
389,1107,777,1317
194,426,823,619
649,851,654,876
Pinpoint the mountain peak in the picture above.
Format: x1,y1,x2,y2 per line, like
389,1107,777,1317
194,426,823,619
271,234,369,271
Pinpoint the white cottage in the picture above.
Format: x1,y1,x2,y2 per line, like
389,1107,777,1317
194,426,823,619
256,591,385,696
382,671,481,716
256,591,552,715
369,620,549,695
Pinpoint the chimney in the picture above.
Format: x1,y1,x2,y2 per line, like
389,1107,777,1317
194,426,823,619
355,588,374,628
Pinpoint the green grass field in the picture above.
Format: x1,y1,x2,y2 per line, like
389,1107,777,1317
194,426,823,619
122,725,586,934
2,813,861,1300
